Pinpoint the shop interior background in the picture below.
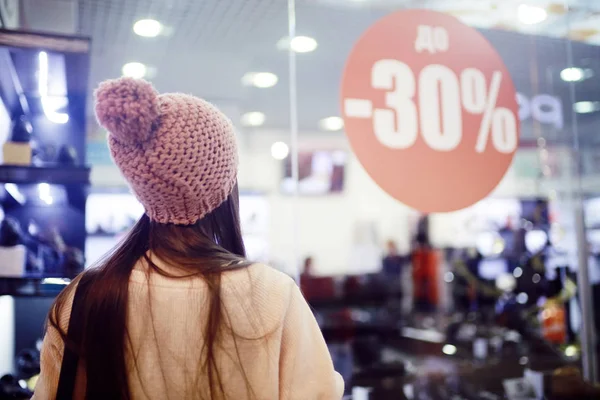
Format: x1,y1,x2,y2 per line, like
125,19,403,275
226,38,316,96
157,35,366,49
0,0,600,398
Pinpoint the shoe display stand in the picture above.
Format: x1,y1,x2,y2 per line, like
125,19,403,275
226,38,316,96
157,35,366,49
0,29,91,392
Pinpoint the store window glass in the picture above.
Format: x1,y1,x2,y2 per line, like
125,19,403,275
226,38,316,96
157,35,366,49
290,0,600,398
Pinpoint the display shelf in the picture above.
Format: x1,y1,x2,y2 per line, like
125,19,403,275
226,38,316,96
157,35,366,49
0,275,73,297
0,165,90,185
320,323,402,341
307,290,403,309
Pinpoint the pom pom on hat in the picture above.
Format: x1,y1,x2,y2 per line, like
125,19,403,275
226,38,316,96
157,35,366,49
94,77,159,145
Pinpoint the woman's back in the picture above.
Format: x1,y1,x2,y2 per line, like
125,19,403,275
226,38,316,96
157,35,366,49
127,261,288,400
34,261,343,399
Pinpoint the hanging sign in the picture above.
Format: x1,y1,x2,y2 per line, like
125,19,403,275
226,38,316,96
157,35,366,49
341,10,520,212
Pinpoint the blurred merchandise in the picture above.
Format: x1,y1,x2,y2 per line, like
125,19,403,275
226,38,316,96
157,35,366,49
503,377,537,400
2,116,32,166
281,150,346,195
0,245,25,277
412,248,439,311
541,300,567,345
85,190,270,266
547,366,600,399
0,217,25,277
0,216,22,246
0,374,32,400
0,343,40,399
56,144,78,166
0,29,91,380
0,29,90,281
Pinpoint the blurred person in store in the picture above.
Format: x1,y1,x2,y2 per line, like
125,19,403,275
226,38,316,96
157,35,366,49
33,78,343,400
299,255,314,295
302,256,314,278
382,240,403,280
379,239,406,321
411,219,439,314
299,255,334,300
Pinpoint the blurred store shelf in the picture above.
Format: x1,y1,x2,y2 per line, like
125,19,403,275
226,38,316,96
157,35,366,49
307,291,402,309
321,323,402,341
0,165,90,184
0,275,71,297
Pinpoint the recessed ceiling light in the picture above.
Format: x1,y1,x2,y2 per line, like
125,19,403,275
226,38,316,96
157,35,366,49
241,112,266,127
560,67,593,82
518,4,547,25
133,19,163,37
277,36,318,53
122,62,147,78
271,142,290,160
560,67,584,82
319,116,344,131
573,101,600,114
241,72,278,88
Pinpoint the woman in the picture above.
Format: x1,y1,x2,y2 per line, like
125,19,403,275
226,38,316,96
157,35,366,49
33,78,343,399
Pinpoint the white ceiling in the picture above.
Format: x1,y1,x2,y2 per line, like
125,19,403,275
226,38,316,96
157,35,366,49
17,0,600,139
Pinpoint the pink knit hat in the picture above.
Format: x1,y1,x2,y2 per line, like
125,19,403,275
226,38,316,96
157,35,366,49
94,77,238,225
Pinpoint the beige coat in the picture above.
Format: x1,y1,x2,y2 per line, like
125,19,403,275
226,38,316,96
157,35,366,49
32,261,343,399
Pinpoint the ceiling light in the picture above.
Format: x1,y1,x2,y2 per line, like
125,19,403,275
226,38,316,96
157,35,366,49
278,36,318,53
574,101,600,114
518,4,548,25
271,142,289,160
241,112,265,127
122,62,147,79
241,72,278,88
291,36,317,53
133,19,163,37
560,67,584,82
319,116,344,131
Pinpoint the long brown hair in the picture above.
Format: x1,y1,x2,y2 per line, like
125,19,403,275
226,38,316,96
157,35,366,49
48,184,252,399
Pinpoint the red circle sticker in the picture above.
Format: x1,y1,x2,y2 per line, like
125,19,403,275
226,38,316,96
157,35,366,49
341,10,520,213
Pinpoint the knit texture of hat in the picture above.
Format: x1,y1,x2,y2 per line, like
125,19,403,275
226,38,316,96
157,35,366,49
94,77,238,225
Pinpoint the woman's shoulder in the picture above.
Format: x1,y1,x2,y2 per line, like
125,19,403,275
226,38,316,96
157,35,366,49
220,264,299,334
46,269,97,335
228,263,295,287
222,263,297,307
